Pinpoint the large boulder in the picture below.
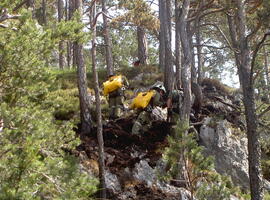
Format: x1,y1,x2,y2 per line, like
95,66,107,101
199,117,249,189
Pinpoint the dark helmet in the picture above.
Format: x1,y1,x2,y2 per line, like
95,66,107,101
108,72,115,78
151,81,166,93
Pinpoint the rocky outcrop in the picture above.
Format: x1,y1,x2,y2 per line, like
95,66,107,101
105,158,191,200
199,117,249,189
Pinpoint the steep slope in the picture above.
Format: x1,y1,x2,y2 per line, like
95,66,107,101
75,79,251,199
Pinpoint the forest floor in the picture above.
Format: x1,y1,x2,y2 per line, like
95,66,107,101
77,116,175,199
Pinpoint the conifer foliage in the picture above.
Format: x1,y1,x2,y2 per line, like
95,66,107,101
163,122,238,199
0,3,97,199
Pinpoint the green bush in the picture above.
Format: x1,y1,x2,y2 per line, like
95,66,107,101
163,121,242,199
44,88,80,121
0,103,97,199
0,10,97,199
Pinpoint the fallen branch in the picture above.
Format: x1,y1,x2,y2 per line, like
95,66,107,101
0,9,21,23
212,96,240,110
190,121,204,126
0,23,18,30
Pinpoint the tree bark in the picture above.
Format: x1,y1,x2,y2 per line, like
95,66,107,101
58,0,65,69
195,18,203,84
175,0,182,89
188,22,197,83
70,0,76,68
74,0,92,134
164,0,174,92
26,0,35,18
42,0,47,25
66,0,71,69
227,1,263,199
90,2,106,198
137,26,148,65
26,0,35,8
101,0,114,76
179,0,192,121
159,0,165,71
263,46,270,101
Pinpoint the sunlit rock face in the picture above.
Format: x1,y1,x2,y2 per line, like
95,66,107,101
200,117,249,190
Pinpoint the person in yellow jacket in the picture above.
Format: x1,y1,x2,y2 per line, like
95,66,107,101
131,81,167,135
103,73,129,120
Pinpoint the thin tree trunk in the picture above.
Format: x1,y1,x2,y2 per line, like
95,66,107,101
42,0,47,25
159,0,165,70
263,46,270,101
195,18,203,84
26,0,35,9
175,0,181,89
179,0,192,121
188,22,196,83
66,0,71,69
90,2,106,198
101,0,114,75
74,0,92,134
70,0,76,68
227,1,263,199
137,26,148,65
58,0,65,69
164,0,174,92
27,0,35,18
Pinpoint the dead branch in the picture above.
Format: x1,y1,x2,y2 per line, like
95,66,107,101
213,96,240,110
190,121,204,126
84,0,99,15
85,11,112,27
0,23,18,30
199,23,237,53
13,0,28,12
189,8,226,22
0,9,21,23
193,43,230,50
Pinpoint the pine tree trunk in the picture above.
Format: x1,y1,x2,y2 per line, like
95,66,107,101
188,22,196,83
227,1,263,199
175,0,181,89
159,0,165,71
101,0,114,76
42,0,47,25
70,0,76,68
195,18,203,84
137,26,148,65
66,0,72,69
179,0,192,121
74,0,92,134
58,0,65,69
164,0,174,91
90,2,106,198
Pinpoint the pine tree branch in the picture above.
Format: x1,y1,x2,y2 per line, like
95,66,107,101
258,106,270,119
193,43,230,50
250,30,270,85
